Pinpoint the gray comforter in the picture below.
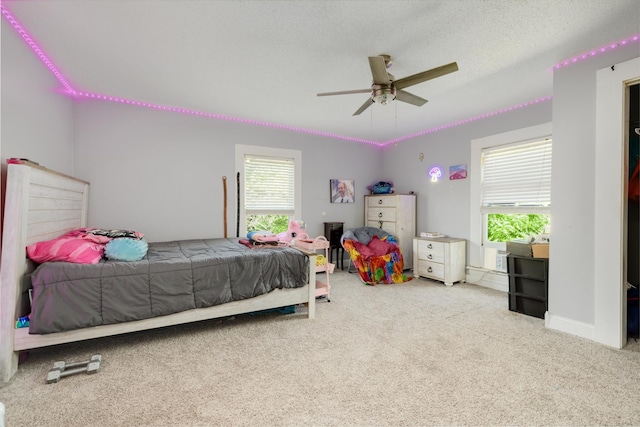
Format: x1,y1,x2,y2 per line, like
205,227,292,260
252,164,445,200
29,238,309,334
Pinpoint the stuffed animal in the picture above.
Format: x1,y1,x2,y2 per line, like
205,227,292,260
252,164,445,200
276,220,309,244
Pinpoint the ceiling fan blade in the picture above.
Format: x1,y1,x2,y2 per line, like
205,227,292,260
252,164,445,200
394,62,458,90
396,89,428,106
368,56,390,85
353,98,374,116
317,89,372,97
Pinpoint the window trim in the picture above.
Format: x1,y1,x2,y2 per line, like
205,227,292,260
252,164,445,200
235,145,302,237
469,122,552,268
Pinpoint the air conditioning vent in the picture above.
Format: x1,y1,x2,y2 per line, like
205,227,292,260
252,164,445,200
495,250,508,272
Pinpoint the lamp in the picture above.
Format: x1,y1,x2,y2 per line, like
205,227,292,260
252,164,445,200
372,85,396,105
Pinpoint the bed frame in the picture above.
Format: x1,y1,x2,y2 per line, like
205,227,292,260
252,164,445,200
0,163,316,383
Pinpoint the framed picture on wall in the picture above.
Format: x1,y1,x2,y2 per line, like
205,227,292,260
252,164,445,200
449,164,468,180
330,179,355,203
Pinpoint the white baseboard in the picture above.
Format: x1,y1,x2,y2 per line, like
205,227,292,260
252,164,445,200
544,312,595,341
466,267,604,346
465,267,508,293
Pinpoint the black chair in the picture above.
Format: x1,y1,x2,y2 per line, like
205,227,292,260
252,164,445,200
324,222,344,270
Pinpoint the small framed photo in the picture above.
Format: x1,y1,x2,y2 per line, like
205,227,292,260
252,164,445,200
449,164,468,180
330,179,355,203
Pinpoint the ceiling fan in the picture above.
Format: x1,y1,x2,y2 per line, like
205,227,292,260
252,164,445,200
317,54,458,116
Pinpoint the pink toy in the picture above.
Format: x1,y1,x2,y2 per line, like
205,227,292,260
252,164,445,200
276,220,309,244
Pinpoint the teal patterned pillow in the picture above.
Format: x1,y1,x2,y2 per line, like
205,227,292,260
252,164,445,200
105,238,148,261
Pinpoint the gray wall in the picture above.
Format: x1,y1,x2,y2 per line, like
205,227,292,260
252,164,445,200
550,43,640,325
72,101,381,242
1,19,75,240
1,21,75,175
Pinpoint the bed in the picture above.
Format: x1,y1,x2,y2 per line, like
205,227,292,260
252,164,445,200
0,163,316,382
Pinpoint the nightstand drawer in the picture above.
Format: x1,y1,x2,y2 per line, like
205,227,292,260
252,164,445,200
417,260,445,280
417,240,444,261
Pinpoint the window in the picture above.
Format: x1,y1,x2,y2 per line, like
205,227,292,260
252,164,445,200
469,123,552,268
481,138,552,244
235,145,301,236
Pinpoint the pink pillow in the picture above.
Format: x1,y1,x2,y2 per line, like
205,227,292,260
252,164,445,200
26,229,110,264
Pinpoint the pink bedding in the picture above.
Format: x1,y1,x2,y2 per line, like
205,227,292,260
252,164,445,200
26,229,110,264
26,228,145,264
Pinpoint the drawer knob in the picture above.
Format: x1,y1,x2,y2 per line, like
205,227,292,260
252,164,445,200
427,267,433,273
378,212,383,218
427,254,432,259
378,199,383,204
427,243,433,249
377,221,383,228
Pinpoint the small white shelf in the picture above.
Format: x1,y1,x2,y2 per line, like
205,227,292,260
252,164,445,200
294,236,333,301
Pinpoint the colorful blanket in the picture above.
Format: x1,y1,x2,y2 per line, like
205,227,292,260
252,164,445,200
342,234,412,285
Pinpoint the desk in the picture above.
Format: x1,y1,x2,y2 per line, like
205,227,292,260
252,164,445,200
324,222,344,270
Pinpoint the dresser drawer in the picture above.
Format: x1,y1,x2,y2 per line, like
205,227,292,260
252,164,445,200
417,240,445,262
366,220,396,234
367,208,396,223
367,196,397,208
417,260,445,280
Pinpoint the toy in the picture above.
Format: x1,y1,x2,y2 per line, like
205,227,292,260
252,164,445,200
367,181,394,194
276,220,309,244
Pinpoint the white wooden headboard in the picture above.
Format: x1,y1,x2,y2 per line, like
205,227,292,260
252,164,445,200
0,163,89,382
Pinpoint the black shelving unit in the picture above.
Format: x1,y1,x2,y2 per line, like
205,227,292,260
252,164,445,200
507,255,549,319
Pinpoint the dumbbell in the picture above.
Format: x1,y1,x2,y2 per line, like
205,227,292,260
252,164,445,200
46,354,102,384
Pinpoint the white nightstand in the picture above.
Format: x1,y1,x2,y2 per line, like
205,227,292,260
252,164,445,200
413,237,466,286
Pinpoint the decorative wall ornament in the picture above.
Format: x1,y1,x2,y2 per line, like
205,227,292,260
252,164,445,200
330,179,355,203
449,164,467,180
428,165,443,182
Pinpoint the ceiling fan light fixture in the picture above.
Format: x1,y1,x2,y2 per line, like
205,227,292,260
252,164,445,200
372,85,396,105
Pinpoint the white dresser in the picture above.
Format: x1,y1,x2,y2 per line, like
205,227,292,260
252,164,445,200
364,194,416,264
413,237,466,286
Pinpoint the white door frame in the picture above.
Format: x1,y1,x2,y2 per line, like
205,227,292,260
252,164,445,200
594,57,640,348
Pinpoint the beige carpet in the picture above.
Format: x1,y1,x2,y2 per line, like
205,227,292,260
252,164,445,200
1,269,639,427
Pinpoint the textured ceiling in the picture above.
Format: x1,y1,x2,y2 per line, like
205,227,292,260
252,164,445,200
3,0,640,143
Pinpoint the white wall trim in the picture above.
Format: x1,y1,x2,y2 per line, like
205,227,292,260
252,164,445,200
593,57,640,349
545,312,595,342
466,267,508,293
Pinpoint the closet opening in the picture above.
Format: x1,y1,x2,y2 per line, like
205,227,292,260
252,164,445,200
627,82,639,341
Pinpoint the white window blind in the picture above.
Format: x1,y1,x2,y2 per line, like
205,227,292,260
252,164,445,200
244,154,295,215
481,138,552,210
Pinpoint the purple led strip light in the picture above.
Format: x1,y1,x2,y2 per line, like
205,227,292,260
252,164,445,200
0,3,379,145
2,2,636,145
1,4,75,94
72,91,381,145
553,33,640,69
381,96,553,146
